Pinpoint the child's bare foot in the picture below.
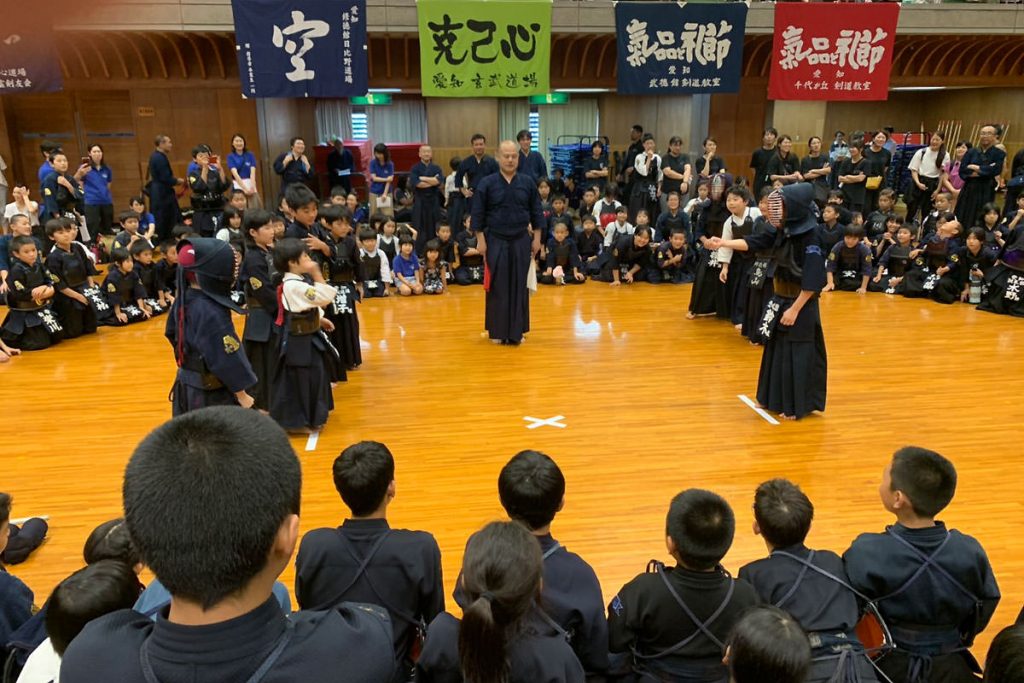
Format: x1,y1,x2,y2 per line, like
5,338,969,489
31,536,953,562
779,413,797,421
685,311,696,320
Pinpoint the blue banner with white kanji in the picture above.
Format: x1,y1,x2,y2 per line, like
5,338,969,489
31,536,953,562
0,20,63,94
231,0,368,98
615,2,747,95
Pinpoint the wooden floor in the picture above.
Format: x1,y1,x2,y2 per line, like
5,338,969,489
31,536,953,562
3,283,1022,658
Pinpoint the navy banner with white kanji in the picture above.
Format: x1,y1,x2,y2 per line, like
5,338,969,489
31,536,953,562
0,20,63,94
615,2,747,95
231,0,368,98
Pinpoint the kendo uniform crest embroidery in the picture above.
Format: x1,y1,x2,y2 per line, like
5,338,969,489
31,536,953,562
304,287,318,301
14,281,24,291
223,335,240,354
249,276,263,290
50,273,61,283
107,282,117,293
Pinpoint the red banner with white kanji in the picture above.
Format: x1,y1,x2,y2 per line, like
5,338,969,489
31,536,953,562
768,3,899,101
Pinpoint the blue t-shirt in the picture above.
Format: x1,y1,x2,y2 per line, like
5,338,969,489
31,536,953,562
133,578,292,620
392,252,420,279
368,158,394,195
83,165,114,205
227,151,257,181
138,211,155,229
37,161,53,187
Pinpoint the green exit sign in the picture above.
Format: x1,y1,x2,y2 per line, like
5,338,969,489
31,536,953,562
528,93,570,105
349,93,392,105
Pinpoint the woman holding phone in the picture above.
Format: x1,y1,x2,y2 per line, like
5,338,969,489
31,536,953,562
82,143,114,237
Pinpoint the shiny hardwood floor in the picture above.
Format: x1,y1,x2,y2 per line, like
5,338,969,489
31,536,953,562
3,282,1022,658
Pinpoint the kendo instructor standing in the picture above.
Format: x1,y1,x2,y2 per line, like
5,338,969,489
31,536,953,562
472,141,545,346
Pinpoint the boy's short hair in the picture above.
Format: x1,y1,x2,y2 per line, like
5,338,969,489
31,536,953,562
827,190,846,203
844,224,866,239
616,206,628,215
129,240,152,258
498,450,565,531
272,237,308,273
551,194,566,204
83,518,141,567
851,211,863,224
243,209,274,238
0,492,10,526
284,183,318,211
967,226,987,242
437,222,451,233
753,479,813,549
329,186,347,199
878,188,896,201
727,186,752,203
160,239,178,254
889,446,957,518
123,407,301,610
172,225,196,241
10,235,36,254
45,218,71,237
46,560,142,656
581,214,597,226
319,204,349,225
332,441,395,517
666,489,735,570
888,215,905,226
109,247,131,265
8,213,30,227
358,228,377,243
553,222,569,233
727,606,810,683
119,210,140,225
229,188,246,198
984,623,1024,683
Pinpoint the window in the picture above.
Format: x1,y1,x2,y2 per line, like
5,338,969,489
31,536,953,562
529,109,540,152
351,108,368,141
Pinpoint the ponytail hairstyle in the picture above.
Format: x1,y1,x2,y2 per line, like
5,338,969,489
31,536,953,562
932,130,947,175
458,521,542,683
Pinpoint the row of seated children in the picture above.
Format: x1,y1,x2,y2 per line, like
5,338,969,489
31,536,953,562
0,214,181,356
6,406,1014,683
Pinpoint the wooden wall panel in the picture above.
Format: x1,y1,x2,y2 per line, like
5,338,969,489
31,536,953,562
425,99,499,150
6,93,79,191
709,77,770,185
257,98,317,199
924,88,1024,151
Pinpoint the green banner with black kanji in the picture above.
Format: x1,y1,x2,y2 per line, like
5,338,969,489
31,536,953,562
417,0,551,97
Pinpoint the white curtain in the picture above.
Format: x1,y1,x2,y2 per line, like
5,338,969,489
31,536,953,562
538,99,599,165
315,99,353,143
499,99,531,143
368,98,428,143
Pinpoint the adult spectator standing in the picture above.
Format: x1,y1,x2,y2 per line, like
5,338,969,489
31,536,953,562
767,135,803,187
659,136,692,214
800,136,832,208
905,132,950,226
410,145,443,254
368,143,395,217
695,137,726,178
472,140,545,346
1004,145,1024,218
516,129,547,183
82,144,115,237
187,145,230,238
452,134,499,235
862,130,892,212
582,140,610,195
272,137,314,198
147,135,183,243
750,127,778,196
828,131,849,190
326,138,354,194
226,133,261,209
619,124,645,201
956,124,1006,229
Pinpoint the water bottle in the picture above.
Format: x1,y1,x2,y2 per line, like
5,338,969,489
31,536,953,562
969,270,982,304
